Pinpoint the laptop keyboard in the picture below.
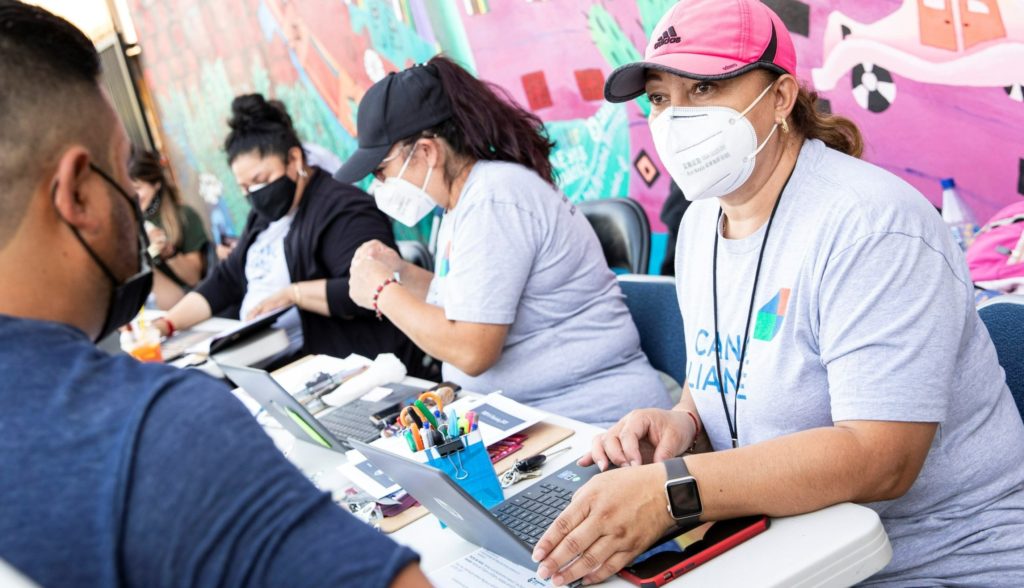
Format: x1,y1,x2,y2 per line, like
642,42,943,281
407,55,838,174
317,402,381,446
492,483,575,546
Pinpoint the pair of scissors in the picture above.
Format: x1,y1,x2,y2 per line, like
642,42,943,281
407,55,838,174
399,391,445,430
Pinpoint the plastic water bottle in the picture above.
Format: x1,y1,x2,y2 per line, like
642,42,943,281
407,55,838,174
940,178,977,250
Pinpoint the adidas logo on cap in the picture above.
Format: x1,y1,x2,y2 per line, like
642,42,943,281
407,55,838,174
653,26,681,50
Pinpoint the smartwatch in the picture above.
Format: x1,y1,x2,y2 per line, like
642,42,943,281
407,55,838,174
664,457,702,521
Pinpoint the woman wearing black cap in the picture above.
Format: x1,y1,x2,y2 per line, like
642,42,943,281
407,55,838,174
154,94,419,368
340,57,672,427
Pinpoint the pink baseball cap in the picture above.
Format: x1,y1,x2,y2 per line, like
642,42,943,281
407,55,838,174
605,0,797,103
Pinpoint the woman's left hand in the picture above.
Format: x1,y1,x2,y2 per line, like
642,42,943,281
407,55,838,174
349,255,394,310
532,463,677,586
246,286,296,320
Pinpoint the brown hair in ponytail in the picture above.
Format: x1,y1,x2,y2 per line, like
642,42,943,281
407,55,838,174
789,84,864,158
400,55,557,186
129,150,184,248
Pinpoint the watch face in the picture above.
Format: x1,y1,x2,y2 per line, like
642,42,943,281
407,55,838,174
668,479,702,518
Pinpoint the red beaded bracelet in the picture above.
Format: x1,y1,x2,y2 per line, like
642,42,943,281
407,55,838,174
683,410,701,437
159,317,175,338
372,274,401,320
683,410,701,453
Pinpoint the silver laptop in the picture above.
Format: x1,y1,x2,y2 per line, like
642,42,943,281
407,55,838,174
351,438,604,570
219,363,419,453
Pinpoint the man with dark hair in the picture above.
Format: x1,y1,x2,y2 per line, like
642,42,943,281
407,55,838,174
0,3,426,586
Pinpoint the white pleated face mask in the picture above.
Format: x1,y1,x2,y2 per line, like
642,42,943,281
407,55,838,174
372,144,437,227
650,83,779,201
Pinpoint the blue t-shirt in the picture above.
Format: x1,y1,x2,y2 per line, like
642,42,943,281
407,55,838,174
0,315,417,587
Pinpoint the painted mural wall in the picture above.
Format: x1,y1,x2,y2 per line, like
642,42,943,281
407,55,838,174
128,0,1024,258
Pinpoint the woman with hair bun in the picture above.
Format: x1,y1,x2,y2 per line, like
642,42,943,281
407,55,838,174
154,93,420,369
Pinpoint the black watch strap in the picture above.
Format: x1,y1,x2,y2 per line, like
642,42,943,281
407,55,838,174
664,457,702,521
664,457,690,482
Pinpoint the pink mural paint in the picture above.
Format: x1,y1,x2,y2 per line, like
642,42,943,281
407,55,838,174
129,0,1023,241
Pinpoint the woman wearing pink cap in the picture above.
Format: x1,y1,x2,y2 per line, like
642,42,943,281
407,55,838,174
533,0,1024,585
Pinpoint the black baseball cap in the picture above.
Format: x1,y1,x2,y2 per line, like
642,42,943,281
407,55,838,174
333,63,453,184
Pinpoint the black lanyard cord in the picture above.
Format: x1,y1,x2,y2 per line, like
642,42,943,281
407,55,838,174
711,169,793,449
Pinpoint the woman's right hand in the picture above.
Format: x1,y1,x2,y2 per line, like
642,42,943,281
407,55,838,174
145,222,169,258
354,239,404,274
579,409,697,471
152,317,171,338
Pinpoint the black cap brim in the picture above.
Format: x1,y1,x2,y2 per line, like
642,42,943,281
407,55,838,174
333,144,392,184
604,63,651,103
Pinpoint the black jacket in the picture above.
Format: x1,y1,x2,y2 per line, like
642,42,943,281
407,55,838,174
196,168,421,369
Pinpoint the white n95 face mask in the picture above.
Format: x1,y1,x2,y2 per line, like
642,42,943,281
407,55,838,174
372,144,437,227
650,83,779,201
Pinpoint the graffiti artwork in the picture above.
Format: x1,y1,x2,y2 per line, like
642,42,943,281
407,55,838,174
129,0,1023,252
812,0,1024,112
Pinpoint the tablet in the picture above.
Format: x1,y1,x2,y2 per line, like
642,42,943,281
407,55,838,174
619,515,769,587
208,305,293,355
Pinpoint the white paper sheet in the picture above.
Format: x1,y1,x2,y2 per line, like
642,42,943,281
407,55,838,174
444,392,544,447
428,548,550,588
361,386,393,402
337,452,400,499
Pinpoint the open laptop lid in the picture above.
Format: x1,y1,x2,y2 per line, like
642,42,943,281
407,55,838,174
353,438,550,569
218,363,346,452
209,305,292,355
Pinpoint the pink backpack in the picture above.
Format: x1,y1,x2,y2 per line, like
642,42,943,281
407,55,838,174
966,201,1024,292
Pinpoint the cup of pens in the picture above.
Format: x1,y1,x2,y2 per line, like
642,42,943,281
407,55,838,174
398,400,479,453
393,396,503,515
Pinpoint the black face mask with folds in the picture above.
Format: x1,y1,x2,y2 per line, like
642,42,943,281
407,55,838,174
247,174,297,221
55,163,154,342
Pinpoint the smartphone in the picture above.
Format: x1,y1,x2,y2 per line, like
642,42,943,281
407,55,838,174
618,515,770,587
369,401,403,425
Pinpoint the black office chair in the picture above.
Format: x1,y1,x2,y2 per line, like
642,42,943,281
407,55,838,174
579,198,651,274
397,240,434,273
617,275,686,386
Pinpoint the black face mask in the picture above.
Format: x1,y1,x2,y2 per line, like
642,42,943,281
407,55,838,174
143,190,161,219
55,163,154,342
247,174,297,221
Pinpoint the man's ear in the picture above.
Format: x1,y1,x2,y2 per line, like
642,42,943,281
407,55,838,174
51,146,101,232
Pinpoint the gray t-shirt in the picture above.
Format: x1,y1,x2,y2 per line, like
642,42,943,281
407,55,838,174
427,161,671,427
676,139,1024,585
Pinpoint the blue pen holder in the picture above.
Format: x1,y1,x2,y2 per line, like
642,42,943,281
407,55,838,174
424,430,503,528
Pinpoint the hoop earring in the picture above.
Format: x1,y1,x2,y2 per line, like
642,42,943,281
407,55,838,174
780,119,790,134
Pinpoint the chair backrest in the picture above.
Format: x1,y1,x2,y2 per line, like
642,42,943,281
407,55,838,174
397,240,434,273
617,274,686,385
978,295,1024,420
579,198,651,274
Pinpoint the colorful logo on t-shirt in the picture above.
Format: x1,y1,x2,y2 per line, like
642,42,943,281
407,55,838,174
438,241,451,278
753,288,790,342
